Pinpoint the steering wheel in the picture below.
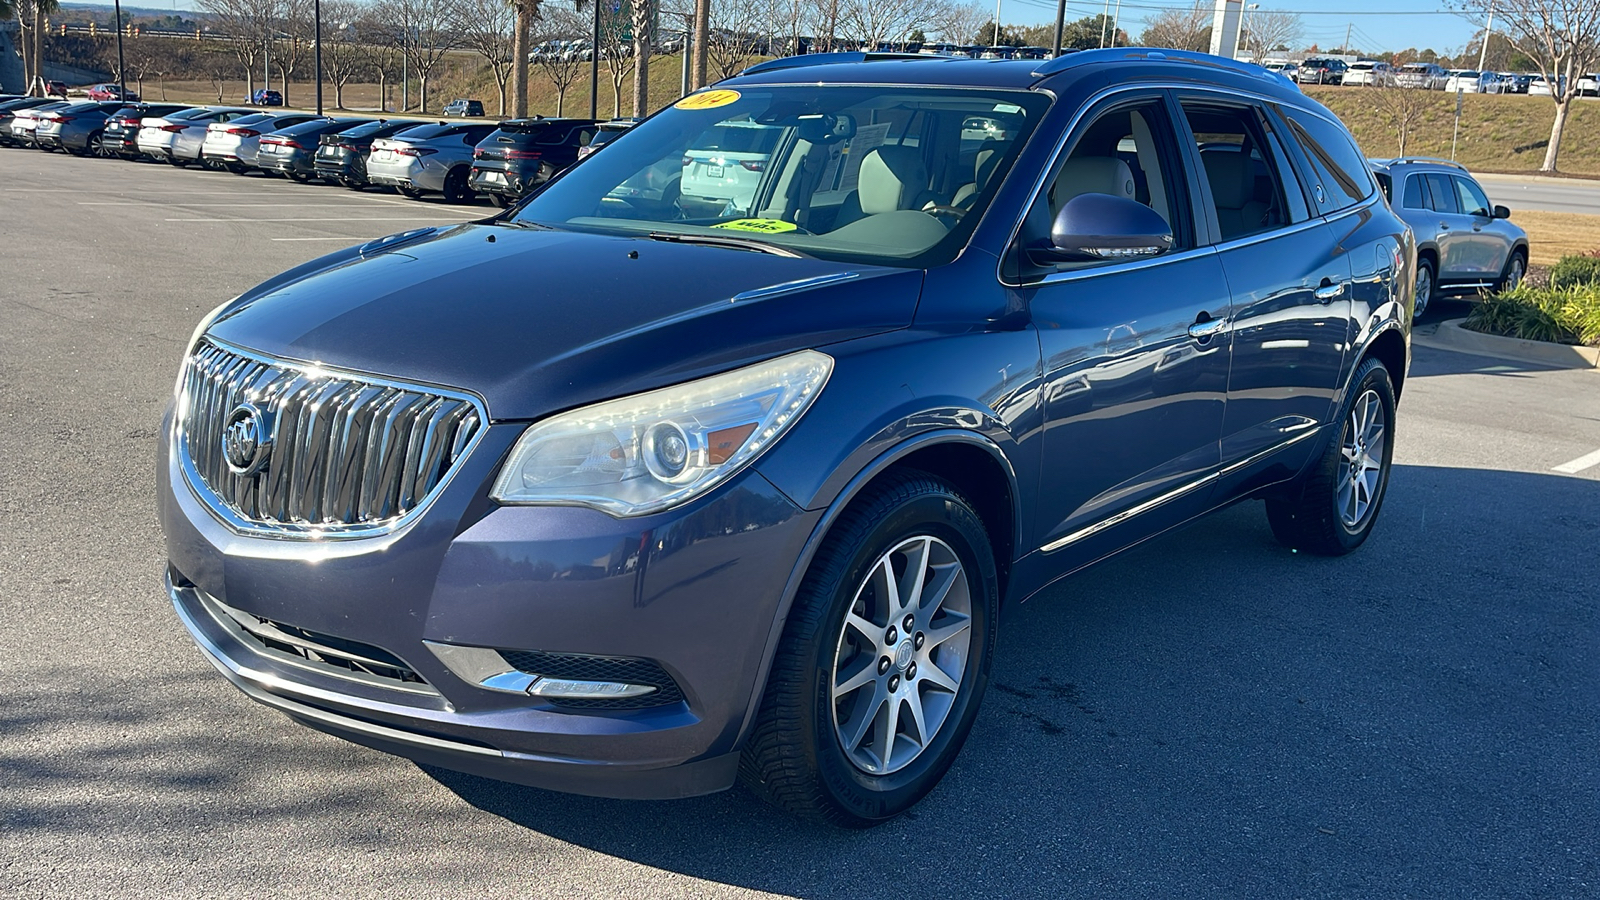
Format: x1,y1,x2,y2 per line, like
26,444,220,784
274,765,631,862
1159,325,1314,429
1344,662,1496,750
922,204,967,223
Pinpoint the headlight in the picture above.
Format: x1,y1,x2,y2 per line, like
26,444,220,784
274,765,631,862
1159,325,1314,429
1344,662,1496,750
491,350,833,516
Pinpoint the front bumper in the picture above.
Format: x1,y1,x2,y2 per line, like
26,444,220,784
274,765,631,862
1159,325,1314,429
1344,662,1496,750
160,409,821,799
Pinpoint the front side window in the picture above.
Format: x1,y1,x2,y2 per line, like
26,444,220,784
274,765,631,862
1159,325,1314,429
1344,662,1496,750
1280,107,1374,212
1425,173,1459,214
513,85,1051,267
1453,176,1493,217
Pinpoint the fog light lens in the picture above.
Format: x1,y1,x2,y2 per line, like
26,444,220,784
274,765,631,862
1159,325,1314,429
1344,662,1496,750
528,678,658,699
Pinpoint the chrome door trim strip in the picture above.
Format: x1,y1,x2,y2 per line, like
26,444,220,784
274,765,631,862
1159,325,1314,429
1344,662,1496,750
1038,472,1218,554
1036,424,1325,555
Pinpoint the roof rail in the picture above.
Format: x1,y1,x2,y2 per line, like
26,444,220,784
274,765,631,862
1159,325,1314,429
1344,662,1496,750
1031,47,1279,83
1388,156,1468,171
739,52,934,76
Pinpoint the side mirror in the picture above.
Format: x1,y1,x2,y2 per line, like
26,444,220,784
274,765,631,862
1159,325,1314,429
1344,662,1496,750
1493,204,1511,219
1030,193,1174,265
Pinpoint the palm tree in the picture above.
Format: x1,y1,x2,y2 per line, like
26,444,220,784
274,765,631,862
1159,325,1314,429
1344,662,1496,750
510,0,540,117
32,0,60,96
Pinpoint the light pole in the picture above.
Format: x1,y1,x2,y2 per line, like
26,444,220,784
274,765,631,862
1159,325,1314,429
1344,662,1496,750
112,0,126,100
1242,3,1259,61
314,0,323,115
993,0,1001,46
1052,0,1067,57
589,0,601,119
1477,1,1496,75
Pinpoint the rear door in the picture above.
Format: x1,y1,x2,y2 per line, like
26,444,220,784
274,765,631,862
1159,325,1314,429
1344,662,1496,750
1175,95,1350,483
1423,172,1475,278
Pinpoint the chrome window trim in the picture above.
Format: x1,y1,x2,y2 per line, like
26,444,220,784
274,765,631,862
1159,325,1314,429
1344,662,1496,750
175,337,490,542
1036,425,1322,555
999,81,1385,289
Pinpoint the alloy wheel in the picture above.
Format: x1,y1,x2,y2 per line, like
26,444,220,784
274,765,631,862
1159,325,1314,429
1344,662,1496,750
1338,389,1387,529
1504,255,1526,290
830,535,972,776
1415,265,1432,317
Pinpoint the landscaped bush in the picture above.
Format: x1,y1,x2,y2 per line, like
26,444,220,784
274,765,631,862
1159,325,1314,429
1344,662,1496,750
1547,253,1600,290
1466,281,1600,347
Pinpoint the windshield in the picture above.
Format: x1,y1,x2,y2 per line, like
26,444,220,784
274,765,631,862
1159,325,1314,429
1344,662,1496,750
512,85,1050,267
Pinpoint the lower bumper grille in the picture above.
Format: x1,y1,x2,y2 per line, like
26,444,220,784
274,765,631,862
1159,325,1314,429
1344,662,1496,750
501,650,686,710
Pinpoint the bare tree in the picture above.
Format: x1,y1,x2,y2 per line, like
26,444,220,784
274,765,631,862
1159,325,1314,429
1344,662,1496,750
197,0,274,100
373,0,467,113
1140,4,1211,52
271,0,315,106
1460,0,1600,172
707,0,764,81
533,3,588,114
1370,82,1443,156
464,0,517,114
321,0,368,109
1241,10,1301,60
599,3,634,117
835,0,927,50
929,1,988,44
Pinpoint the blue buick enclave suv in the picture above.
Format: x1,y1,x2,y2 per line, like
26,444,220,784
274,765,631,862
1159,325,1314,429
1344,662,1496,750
161,49,1413,826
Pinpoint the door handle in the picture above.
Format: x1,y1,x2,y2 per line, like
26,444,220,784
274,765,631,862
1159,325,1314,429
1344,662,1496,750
1314,280,1347,303
1187,312,1228,342
1439,222,1450,230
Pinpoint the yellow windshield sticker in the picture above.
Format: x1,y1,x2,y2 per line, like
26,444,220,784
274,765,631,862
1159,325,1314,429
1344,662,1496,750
711,218,799,234
675,89,742,111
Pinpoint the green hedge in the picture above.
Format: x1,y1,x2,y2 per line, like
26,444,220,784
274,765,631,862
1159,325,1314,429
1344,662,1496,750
1466,279,1600,347
1548,254,1600,290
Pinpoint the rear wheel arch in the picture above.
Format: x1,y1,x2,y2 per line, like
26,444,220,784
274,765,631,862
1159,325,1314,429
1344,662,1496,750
1359,326,1409,400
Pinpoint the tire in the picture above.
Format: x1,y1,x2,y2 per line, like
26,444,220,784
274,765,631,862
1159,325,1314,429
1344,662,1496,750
1413,256,1435,318
70,132,100,157
739,470,999,827
1497,249,1527,292
288,170,314,183
169,157,191,167
227,162,249,175
343,178,365,191
442,166,476,204
488,191,511,209
399,186,424,199
1265,357,1396,556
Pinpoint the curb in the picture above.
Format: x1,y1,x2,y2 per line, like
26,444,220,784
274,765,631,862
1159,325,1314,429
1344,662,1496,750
1415,318,1600,370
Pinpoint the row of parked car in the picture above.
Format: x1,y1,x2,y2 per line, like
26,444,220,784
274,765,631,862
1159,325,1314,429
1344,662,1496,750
0,93,636,206
1271,58,1591,94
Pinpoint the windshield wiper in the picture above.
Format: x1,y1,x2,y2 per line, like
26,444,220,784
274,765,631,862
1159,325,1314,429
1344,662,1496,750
646,231,804,258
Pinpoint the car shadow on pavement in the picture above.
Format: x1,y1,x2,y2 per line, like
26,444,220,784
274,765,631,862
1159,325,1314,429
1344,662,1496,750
420,463,1600,898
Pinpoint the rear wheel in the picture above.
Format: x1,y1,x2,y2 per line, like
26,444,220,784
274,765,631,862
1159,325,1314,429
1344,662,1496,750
287,169,314,183
488,192,511,208
442,166,476,204
1265,357,1396,556
739,470,998,827
1413,257,1435,318
169,157,191,167
398,186,424,199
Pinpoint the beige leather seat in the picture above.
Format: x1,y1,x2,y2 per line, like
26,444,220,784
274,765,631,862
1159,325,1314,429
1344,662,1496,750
1201,150,1271,240
1048,156,1136,213
832,146,938,229
952,141,1002,208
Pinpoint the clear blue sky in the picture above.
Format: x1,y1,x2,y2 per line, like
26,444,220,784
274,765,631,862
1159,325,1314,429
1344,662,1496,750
102,0,1486,57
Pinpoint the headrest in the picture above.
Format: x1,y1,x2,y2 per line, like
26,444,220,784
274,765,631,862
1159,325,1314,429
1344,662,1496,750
1202,150,1254,209
1051,157,1135,209
859,146,928,215
975,140,1002,188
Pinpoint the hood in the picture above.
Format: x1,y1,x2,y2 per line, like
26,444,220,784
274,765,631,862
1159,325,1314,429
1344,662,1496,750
207,223,922,420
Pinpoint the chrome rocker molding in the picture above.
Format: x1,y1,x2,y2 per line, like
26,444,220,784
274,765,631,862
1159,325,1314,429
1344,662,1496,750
1038,423,1323,554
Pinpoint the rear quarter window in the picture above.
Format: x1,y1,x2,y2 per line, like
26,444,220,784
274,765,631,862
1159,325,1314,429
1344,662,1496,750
1281,108,1374,212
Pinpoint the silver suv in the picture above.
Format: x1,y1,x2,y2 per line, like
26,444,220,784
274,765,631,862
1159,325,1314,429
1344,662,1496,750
1370,158,1528,317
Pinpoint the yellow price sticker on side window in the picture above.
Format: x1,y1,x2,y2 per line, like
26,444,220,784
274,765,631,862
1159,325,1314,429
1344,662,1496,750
674,89,742,111
711,219,799,234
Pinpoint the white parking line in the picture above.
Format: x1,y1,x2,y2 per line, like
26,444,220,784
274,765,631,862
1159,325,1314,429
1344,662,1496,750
165,216,473,222
1553,448,1600,474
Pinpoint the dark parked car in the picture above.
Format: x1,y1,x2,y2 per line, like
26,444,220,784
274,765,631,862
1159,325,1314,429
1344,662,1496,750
469,117,597,206
1297,58,1350,85
312,119,421,188
101,103,192,158
256,117,372,180
443,98,485,117
162,50,1411,827
251,89,284,107
576,117,639,160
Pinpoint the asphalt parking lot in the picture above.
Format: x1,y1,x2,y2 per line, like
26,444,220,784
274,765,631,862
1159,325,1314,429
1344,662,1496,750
3,151,1598,899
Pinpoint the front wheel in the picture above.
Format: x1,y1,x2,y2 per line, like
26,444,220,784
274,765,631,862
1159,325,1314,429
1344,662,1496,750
740,471,998,827
1498,250,1527,292
1414,257,1435,318
1265,357,1396,556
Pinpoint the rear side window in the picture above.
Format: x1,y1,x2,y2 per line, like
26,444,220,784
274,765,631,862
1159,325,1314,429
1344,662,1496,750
1280,108,1374,212
1402,174,1426,209
1181,101,1303,241
1424,173,1459,213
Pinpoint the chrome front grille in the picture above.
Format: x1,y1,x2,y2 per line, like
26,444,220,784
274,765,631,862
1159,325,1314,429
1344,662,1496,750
178,339,484,538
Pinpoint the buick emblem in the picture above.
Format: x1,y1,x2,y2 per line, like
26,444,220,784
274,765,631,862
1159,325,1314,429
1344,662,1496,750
222,402,273,476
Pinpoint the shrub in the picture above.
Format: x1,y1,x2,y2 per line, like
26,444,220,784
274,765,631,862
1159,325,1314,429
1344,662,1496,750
1466,282,1600,346
1548,253,1600,290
